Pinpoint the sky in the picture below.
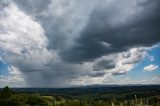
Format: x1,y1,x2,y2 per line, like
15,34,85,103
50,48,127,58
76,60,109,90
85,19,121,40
0,0,160,87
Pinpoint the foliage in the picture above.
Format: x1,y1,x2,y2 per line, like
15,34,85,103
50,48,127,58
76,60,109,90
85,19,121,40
0,86,160,106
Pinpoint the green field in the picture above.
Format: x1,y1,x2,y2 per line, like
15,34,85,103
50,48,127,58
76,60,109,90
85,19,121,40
0,86,160,106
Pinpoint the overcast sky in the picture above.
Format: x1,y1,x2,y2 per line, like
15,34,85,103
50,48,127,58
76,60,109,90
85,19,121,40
0,0,160,87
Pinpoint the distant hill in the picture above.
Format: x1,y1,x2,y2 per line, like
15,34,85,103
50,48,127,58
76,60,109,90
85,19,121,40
1,84,159,95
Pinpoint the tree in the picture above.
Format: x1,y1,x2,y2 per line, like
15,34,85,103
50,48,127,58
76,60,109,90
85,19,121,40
0,86,11,98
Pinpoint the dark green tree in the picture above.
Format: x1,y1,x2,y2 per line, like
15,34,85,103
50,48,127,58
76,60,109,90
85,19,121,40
0,86,11,98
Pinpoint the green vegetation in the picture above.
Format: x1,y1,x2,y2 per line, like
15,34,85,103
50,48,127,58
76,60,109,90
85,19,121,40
0,86,54,106
0,86,160,106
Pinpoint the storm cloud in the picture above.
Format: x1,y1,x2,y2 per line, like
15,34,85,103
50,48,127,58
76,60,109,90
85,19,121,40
63,0,160,62
0,0,160,87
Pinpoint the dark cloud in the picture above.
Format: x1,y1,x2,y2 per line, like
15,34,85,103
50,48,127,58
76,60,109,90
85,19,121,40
62,0,160,62
12,0,160,64
14,0,51,14
14,0,93,52
88,72,106,77
1,0,160,87
112,71,127,76
93,59,115,71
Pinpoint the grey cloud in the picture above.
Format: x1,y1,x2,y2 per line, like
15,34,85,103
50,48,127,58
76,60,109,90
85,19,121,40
14,0,51,14
62,0,160,62
93,59,115,71
91,47,147,75
12,0,160,64
88,72,106,77
1,0,160,87
112,71,127,76
14,0,95,51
